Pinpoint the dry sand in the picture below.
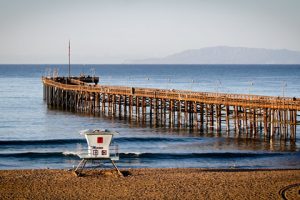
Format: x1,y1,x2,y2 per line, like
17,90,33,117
0,168,299,200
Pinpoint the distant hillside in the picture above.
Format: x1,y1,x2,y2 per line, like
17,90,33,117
129,46,300,64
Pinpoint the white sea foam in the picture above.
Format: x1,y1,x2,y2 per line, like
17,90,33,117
63,151,79,156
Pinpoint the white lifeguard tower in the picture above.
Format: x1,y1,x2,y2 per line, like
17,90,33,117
74,129,122,176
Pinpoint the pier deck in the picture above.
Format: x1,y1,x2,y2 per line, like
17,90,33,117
42,77,299,141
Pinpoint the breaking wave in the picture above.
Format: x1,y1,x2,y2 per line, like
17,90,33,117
0,137,199,146
0,151,284,160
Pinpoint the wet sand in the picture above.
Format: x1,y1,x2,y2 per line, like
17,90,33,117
0,168,299,200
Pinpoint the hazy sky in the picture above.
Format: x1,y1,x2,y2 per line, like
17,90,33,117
0,0,300,64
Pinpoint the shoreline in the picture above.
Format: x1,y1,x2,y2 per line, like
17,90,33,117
1,168,299,199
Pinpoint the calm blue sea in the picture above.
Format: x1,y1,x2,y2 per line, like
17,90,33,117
0,64,300,169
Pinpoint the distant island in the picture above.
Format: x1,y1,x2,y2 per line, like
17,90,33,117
128,46,300,64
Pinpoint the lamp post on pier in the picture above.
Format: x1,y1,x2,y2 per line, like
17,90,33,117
68,40,71,78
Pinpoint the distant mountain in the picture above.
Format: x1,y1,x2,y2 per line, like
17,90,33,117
129,46,300,64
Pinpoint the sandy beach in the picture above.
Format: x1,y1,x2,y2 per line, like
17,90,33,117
0,168,299,200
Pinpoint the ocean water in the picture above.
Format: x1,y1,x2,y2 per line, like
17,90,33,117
0,64,300,169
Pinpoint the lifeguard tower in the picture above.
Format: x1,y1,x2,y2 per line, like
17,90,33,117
74,129,122,176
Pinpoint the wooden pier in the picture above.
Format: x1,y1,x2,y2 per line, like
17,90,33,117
42,76,300,141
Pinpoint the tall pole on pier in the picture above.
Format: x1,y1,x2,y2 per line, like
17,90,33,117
68,40,71,78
